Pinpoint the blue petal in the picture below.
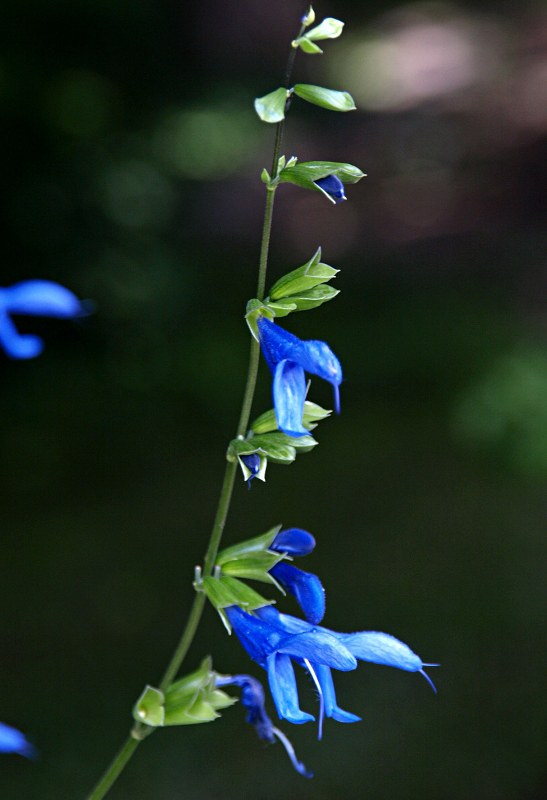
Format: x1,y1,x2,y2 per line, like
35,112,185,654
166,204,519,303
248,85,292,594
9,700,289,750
0,722,36,758
278,630,357,671
311,663,361,723
0,313,44,359
297,340,342,400
270,528,316,557
267,652,314,724
257,318,302,372
215,674,275,742
273,359,308,436
1,280,85,318
314,175,347,203
341,631,424,672
269,562,325,624
225,606,283,667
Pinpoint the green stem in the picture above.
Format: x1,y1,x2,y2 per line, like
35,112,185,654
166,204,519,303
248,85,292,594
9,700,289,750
86,20,305,800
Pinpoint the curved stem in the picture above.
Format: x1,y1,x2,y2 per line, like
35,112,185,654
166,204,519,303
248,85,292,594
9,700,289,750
85,18,306,800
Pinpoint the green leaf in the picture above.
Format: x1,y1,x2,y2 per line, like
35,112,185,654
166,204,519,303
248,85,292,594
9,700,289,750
293,84,356,112
254,87,288,123
133,685,165,728
268,248,338,300
305,17,344,41
217,525,282,564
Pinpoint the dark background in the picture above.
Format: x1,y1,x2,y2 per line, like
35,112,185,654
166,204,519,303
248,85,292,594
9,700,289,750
1,1,546,798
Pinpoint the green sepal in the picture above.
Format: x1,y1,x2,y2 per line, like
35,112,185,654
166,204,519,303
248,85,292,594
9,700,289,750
263,299,298,318
245,298,274,341
132,659,236,729
221,552,285,584
268,247,338,300
251,401,331,434
217,524,282,565
293,83,356,112
202,574,274,611
294,37,324,54
254,87,289,123
133,685,165,727
282,284,340,312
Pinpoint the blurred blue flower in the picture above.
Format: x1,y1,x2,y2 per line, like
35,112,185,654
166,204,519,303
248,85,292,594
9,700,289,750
226,605,436,739
314,174,346,203
214,673,311,777
257,317,342,437
269,529,325,624
0,722,35,758
0,280,87,359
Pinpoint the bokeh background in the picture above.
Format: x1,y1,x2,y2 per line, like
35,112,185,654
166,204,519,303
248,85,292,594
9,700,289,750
1,1,546,798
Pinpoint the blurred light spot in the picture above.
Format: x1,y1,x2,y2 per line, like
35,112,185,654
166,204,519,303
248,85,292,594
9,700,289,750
42,69,117,137
152,104,257,179
97,159,175,229
330,7,494,112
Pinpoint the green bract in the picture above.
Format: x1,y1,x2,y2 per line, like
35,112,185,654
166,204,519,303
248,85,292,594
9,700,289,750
293,17,344,54
279,160,365,198
133,659,235,728
217,524,282,564
293,83,356,112
250,401,331,434
202,574,274,631
269,248,338,300
254,87,289,123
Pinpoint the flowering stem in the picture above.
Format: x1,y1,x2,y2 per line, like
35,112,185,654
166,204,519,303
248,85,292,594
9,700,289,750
85,20,304,800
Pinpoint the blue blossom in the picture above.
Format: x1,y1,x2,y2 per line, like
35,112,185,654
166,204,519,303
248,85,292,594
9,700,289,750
257,317,342,437
215,673,312,777
0,280,87,359
269,529,325,624
226,605,436,739
0,722,35,758
314,174,347,203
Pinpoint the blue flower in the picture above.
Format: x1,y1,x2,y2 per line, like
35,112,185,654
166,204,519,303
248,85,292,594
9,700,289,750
0,280,87,359
269,529,325,625
0,722,35,758
214,673,312,777
257,317,342,437
314,175,346,203
226,605,436,739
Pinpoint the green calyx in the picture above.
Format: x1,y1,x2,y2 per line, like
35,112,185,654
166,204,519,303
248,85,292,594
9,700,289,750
133,658,235,728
